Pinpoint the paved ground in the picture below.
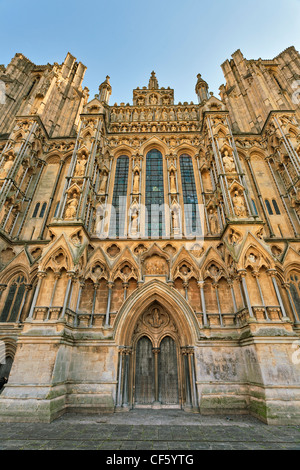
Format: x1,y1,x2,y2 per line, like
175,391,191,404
1,409,300,450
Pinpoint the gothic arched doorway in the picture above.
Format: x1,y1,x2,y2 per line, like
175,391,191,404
116,300,198,411
134,335,179,407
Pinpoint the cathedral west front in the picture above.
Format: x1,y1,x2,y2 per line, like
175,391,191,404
0,47,300,424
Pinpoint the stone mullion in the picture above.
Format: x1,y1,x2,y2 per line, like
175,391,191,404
152,347,160,403
46,273,61,320
57,121,83,219
238,270,254,318
16,284,32,323
60,272,74,319
207,118,232,218
282,282,300,323
215,138,236,215
276,159,300,226
228,278,238,314
245,155,275,237
28,271,46,319
267,270,289,320
273,116,300,171
104,281,114,327
89,282,99,327
196,156,211,234
0,121,37,206
226,116,256,217
253,272,270,321
38,159,65,239
213,282,223,327
266,158,299,237
198,280,208,327
14,161,45,239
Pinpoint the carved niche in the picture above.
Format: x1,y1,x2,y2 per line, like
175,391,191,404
133,304,178,339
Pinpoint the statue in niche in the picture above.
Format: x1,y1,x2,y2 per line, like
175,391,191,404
232,190,247,218
95,200,105,233
150,307,163,328
74,155,87,177
229,228,241,246
169,170,177,193
222,150,236,173
125,109,131,122
132,169,140,193
130,207,139,234
133,109,139,121
0,155,14,179
169,109,175,121
184,109,190,120
150,95,158,105
99,170,108,193
162,109,168,121
208,208,219,234
155,108,161,121
177,109,183,120
191,108,197,120
140,109,146,121
147,109,153,121
110,109,116,122
65,191,79,219
171,206,180,231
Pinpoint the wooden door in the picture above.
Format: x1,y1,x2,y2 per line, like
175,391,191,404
158,336,179,405
135,337,155,404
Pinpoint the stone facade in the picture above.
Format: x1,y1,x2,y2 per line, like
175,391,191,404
0,48,300,423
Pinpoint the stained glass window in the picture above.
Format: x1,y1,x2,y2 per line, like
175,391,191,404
109,156,129,237
265,199,273,215
180,155,201,235
145,150,165,238
272,199,281,215
0,275,26,322
32,202,40,218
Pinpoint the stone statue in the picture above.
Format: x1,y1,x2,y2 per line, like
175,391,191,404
155,109,161,121
132,170,140,193
169,109,175,121
147,109,153,121
223,150,236,173
74,155,87,177
131,208,139,234
171,207,180,230
208,208,219,234
0,155,14,179
99,170,108,193
133,109,139,121
150,95,158,105
169,170,177,193
232,190,247,218
65,192,79,219
162,109,168,121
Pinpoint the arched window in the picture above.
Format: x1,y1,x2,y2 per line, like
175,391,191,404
272,199,280,215
0,275,27,322
179,154,201,235
54,201,60,218
251,199,258,215
109,155,129,237
39,202,47,218
145,149,165,237
289,272,300,315
32,202,40,218
265,199,273,215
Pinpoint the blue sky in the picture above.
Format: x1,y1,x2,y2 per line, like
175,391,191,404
0,0,299,105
